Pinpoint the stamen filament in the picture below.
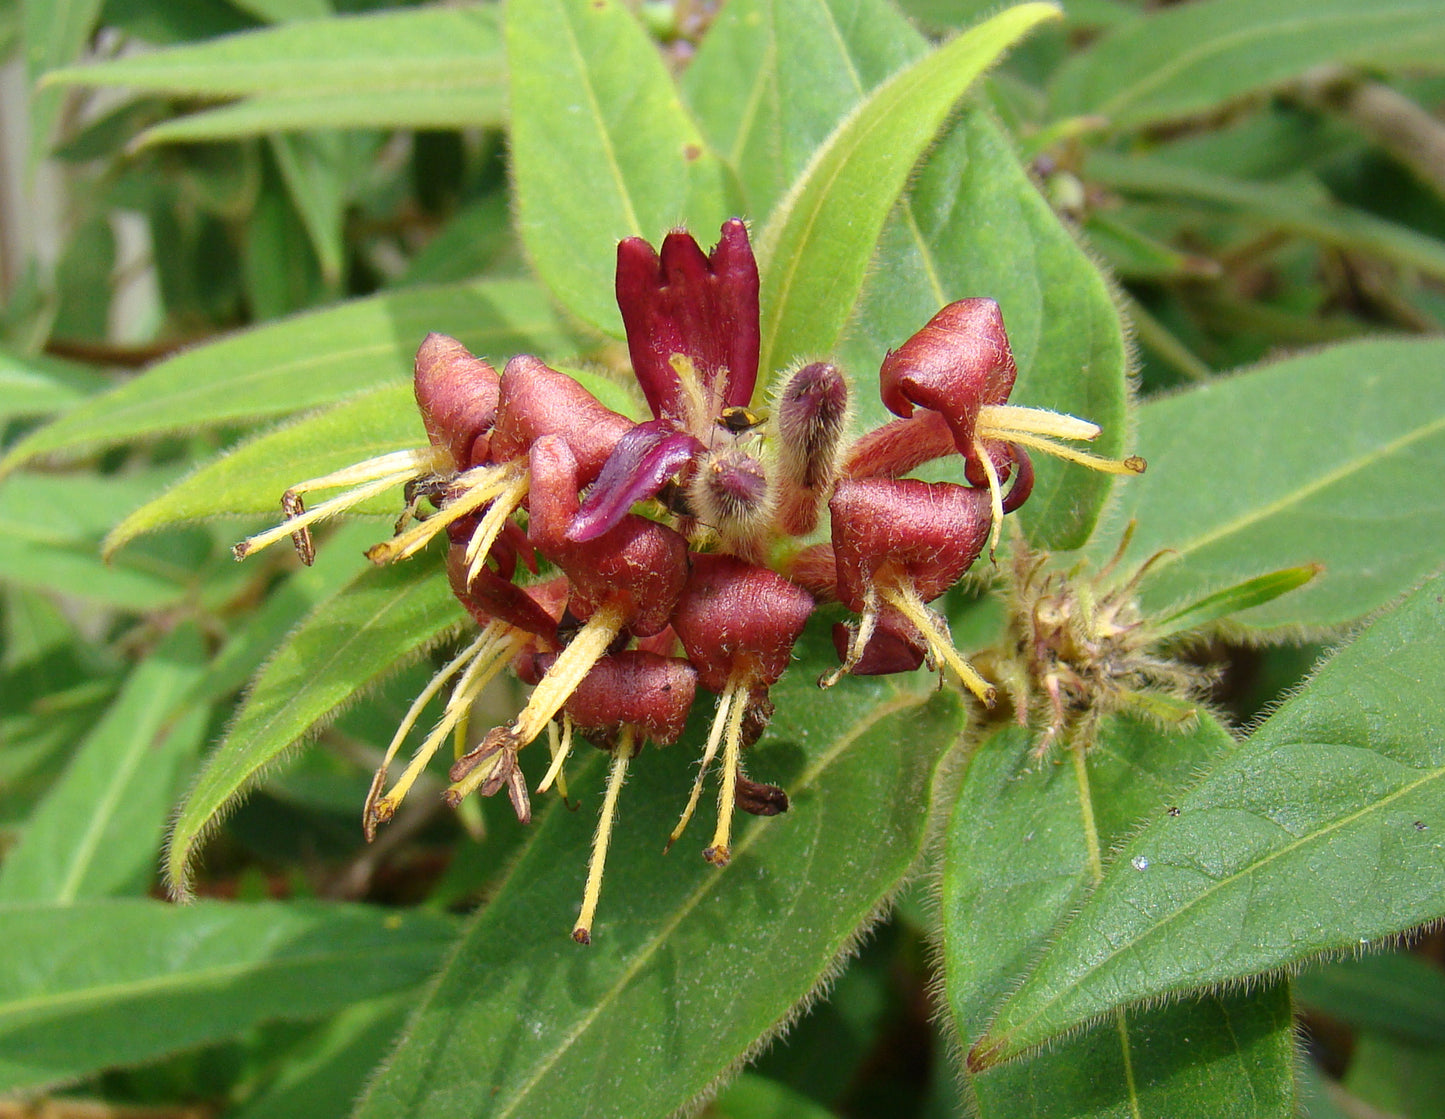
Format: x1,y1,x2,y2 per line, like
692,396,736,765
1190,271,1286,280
973,436,1005,562
538,713,576,797
573,726,637,945
463,469,532,585
664,683,736,852
366,462,519,564
363,626,499,836
878,582,996,707
987,430,1145,476
234,467,420,561
820,584,879,688
509,600,628,750
704,671,752,867
978,404,1101,443
367,625,521,828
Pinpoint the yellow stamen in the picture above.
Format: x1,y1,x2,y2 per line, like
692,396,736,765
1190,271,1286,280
366,461,521,564
665,682,736,853
703,672,752,867
365,623,521,832
234,462,426,562
994,430,1146,476
463,468,532,586
820,583,879,688
978,403,1101,443
573,726,637,945
878,581,996,707
973,436,1005,562
538,713,576,798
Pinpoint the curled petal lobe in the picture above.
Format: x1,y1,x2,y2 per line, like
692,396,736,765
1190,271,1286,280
447,546,563,643
568,420,706,543
830,615,925,676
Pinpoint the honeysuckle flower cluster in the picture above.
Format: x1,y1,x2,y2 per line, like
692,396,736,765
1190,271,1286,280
235,219,1143,942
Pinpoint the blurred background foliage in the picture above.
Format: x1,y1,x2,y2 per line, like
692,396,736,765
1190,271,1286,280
1,0,1444,1116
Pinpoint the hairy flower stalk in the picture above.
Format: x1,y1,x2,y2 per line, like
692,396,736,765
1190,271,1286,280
234,219,1144,938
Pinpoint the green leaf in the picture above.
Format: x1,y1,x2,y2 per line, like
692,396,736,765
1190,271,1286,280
22,0,105,165
166,560,461,897
711,1073,842,1119
970,569,1445,1067
1105,337,1445,631
134,86,504,144
270,133,353,288
836,108,1131,550
681,0,925,222
1049,0,1445,131
0,898,456,1093
1296,952,1445,1045
507,0,734,335
0,279,576,475
0,349,109,422
1155,565,1323,637
353,628,962,1119
755,2,1061,375
970,985,1296,1119
1087,153,1445,283
1343,1030,1445,1117
0,626,209,903
46,7,501,98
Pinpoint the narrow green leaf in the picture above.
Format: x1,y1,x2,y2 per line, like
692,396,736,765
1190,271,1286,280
971,570,1445,1067
971,985,1296,1119
1105,337,1445,631
1296,952,1445,1045
22,0,104,165
133,87,505,145
1087,153,1445,283
681,0,925,221
508,0,733,335
46,7,500,98
0,279,576,475
836,108,1131,550
270,133,352,287
1343,1030,1445,1117
1155,565,1323,637
227,0,331,22
1083,210,1222,281
755,2,1061,374
166,561,461,897
0,349,109,421
353,628,962,1119
0,898,457,1093
0,626,209,903
1050,0,1445,130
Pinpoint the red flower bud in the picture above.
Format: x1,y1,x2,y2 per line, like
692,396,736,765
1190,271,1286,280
525,649,697,746
490,355,635,480
773,361,850,534
412,333,501,470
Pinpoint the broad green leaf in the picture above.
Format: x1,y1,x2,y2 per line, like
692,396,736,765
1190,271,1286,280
1050,0,1445,130
681,0,924,222
105,366,638,552
167,560,461,897
0,349,109,421
45,8,501,98
22,0,104,165
1296,952,1445,1045
1343,1030,1445,1117
0,626,208,903
227,0,330,22
508,0,733,335
0,898,457,1093
970,985,1296,1119
1103,337,1445,631
1087,153,1445,283
970,570,1445,1067
755,2,1061,374
712,1074,842,1119
0,279,575,475
134,87,504,144
836,108,1131,550
354,628,962,1119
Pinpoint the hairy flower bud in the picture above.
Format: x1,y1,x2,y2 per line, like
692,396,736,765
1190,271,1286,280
687,449,773,562
772,361,850,534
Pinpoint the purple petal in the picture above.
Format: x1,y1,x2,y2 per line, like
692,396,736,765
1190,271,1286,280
566,420,704,543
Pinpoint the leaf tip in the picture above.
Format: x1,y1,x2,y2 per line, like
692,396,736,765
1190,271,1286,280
966,1034,1008,1072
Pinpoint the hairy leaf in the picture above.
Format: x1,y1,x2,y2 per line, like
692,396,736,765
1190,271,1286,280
970,569,1445,1066
0,899,456,1093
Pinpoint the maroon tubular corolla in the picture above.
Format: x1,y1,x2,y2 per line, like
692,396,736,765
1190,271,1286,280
413,332,501,470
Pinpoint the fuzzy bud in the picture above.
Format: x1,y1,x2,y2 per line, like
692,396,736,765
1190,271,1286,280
688,449,772,561
772,361,850,535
